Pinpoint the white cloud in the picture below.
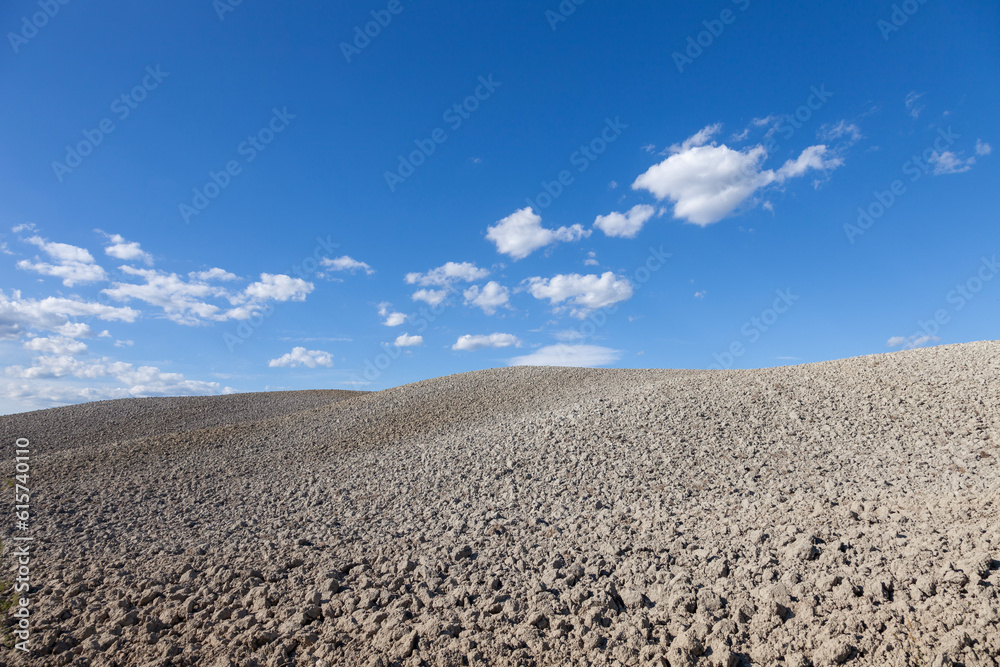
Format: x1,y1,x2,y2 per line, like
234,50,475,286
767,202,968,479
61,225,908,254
463,281,510,315
321,255,374,275
929,151,975,175
102,233,153,265
383,312,407,326
114,339,134,348
668,123,721,153
975,139,992,156
486,208,590,260
452,333,521,351
584,251,599,267
508,344,621,368
2,356,229,410
23,336,87,355
189,268,238,281
268,347,334,368
593,204,657,239
905,91,925,118
16,235,107,286
242,273,314,302
405,261,489,287
526,272,634,318
103,267,227,325
394,333,423,347
411,289,448,307
887,334,939,350
694,290,707,299
632,125,842,225
377,302,407,326
0,289,139,340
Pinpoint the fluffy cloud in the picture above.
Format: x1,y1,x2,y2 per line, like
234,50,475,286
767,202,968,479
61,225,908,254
321,255,374,275
486,208,590,260
2,355,229,409
16,235,107,286
452,333,521,351
102,233,153,265
411,289,448,307
103,267,228,325
377,303,407,326
508,344,621,367
0,289,139,340
242,273,314,302
23,336,88,355
189,268,238,281
526,272,634,318
406,262,489,287
268,347,334,368
463,281,510,315
632,125,842,225
976,140,992,156
593,204,657,239
394,333,423,347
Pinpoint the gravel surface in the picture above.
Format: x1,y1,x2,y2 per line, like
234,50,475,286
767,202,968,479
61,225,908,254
3,342,999,666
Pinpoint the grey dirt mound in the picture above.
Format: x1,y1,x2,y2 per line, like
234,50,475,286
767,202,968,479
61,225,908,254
2,342,999,667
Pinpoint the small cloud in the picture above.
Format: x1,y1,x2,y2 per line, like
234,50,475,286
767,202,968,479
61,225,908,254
463,281,510,315
486,208,590,260
321,255,374,275
100,232,153,265
394,333,423,347
377,302,407,326
905,91,925,118
406,261,488,287
452,333,521,351
23,336,88,355
641,144,656,154
929,151,975,175
189,268,239,282
584,251,599,267
819,120,863,144
411,289,448,307
694,290,707,299
268,346,334,368
887,334,939,350
593,204,657,239
508,344,621,368
114,339,134,348
608,180,618,190
975,139,992,156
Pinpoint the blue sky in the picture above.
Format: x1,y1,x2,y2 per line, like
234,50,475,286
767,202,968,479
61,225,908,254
1,0,997,413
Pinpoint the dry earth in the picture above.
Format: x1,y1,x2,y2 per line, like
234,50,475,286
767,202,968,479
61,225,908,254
2,342,999,666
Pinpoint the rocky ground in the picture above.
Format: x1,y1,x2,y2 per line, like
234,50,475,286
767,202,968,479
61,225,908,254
2,341,999,666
